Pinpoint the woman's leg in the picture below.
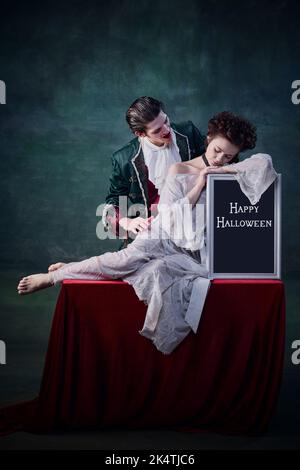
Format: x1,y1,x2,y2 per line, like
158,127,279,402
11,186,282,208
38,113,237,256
17,256,108,295
17,243,153,295
17,272,55,295
51,256,106,284
48,262,65,272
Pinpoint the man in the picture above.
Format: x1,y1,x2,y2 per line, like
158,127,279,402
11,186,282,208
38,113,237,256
102,96,205,244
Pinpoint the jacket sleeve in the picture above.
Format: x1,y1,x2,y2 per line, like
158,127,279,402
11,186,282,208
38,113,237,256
102,155,130,235
190,121,206,157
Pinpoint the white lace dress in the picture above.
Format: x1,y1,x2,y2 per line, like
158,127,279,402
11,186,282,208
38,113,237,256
51,153,278,354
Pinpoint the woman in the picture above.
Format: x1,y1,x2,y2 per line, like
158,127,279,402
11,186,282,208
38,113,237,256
17,112,278,354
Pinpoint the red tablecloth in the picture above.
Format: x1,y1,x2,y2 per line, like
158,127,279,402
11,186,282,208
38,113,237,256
0,279,285,436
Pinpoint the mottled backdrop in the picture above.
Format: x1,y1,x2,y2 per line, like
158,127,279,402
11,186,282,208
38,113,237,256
0,0,299,276
1,0,300,449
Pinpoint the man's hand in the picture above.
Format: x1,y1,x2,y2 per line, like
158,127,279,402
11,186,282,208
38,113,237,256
119,216,154,235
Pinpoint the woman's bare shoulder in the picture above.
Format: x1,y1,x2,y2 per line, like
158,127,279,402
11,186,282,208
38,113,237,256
168,162,200,176
184,156,203,169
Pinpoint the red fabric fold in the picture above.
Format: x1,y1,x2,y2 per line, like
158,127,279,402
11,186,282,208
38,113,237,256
0,280,285,436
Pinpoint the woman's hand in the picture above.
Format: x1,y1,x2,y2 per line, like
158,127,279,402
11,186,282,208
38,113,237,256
217,165,237,174
186,166,234,206
198,165,237,184
196,166,226,186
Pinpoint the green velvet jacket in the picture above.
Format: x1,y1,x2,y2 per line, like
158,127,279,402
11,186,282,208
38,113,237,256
102,120,205,238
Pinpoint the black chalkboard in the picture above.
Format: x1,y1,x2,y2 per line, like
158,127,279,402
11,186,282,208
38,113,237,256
206,175,281,279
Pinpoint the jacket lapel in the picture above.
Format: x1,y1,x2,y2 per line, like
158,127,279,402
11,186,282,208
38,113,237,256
131,144,149,214
173,129,191,161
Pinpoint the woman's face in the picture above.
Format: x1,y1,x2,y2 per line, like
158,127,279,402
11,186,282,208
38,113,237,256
205,135,240,166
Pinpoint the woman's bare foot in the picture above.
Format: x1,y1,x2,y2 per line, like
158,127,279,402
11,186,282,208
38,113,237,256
48,262,65,272
17,273,54,295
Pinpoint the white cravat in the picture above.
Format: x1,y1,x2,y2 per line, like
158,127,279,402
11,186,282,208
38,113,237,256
140,129,181,194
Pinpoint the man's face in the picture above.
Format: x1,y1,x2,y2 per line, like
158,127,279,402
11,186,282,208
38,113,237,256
205,135,240,166
137,111,172,147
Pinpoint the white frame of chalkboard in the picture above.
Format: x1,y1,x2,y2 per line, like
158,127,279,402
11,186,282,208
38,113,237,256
206,174,281,279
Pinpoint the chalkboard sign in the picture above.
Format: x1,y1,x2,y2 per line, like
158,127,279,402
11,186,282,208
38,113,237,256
206,174,281,279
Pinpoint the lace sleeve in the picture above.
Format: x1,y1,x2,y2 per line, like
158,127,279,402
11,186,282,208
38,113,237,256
157,174,189,239
231,153,278,204
158,173,189,206
156,173,204,251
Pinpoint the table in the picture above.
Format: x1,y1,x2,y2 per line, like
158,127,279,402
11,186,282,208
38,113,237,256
30,279,285,435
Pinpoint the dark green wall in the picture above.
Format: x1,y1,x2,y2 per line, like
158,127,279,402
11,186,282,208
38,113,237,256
0,0,299,276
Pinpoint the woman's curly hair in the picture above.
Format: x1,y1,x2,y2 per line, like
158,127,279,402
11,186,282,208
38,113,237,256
207,111,257,163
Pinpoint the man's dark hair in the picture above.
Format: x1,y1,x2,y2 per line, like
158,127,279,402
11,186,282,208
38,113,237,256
207,111,257,163
126,96,165,133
